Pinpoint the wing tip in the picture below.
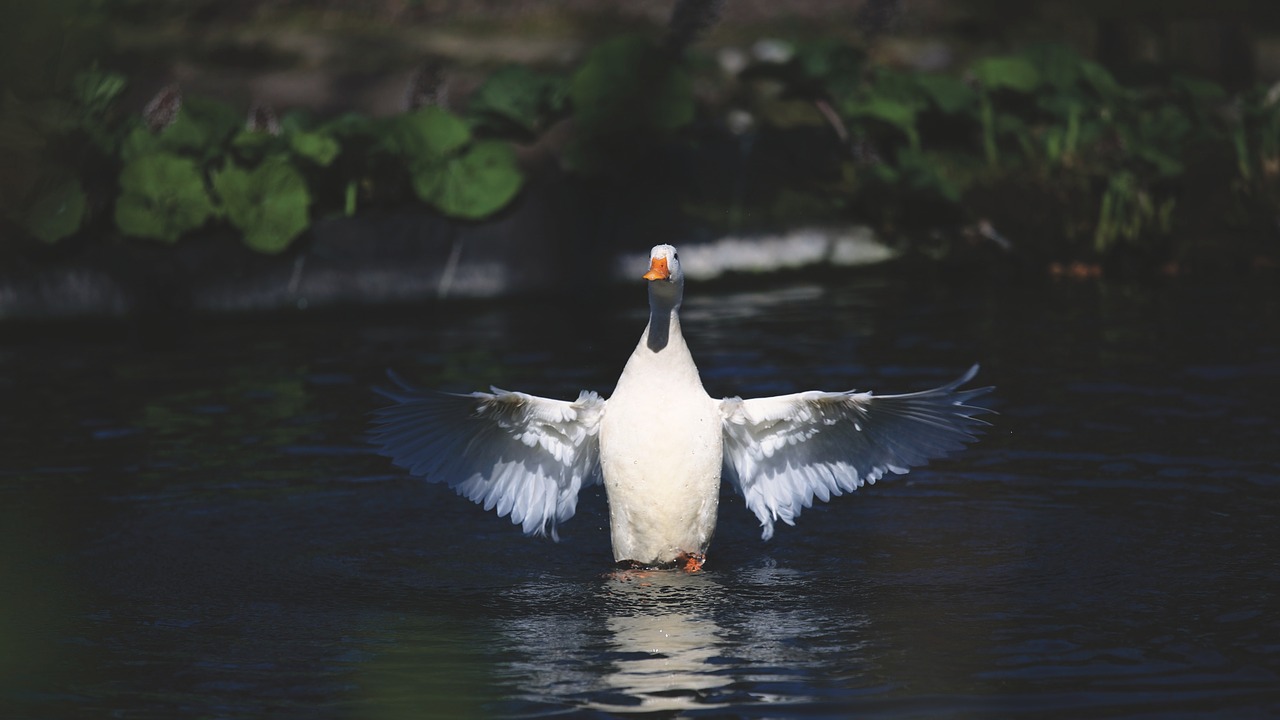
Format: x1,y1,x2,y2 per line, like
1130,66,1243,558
371,368,421,404
948,364,986,392
945,364,996,418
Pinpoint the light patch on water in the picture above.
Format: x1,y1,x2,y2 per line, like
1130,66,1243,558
615,227,896,282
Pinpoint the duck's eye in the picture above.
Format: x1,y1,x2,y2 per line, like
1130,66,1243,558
673,252,679,261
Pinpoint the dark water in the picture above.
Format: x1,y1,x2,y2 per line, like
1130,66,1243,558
2,271,1278,719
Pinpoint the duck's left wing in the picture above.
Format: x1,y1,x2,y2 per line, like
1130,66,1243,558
370,371,606,540
719,365,992,540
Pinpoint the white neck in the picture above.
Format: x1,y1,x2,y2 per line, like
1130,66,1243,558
612,277,704,399
645,281,683,352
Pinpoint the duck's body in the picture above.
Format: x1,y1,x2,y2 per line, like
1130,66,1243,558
372,244,991,568
599,265,721,565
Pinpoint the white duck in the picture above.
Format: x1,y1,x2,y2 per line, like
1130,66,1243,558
372,244,990,570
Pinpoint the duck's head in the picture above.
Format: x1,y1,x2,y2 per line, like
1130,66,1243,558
643,244,683,282
643,244,684,306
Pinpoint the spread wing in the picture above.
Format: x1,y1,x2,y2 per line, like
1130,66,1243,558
719,365,992,539
369,371,606,540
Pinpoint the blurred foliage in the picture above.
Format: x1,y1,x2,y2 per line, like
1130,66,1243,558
1230,84,1280,230
467,64,568,139
0,0,531,254
115,153,219,242
0,1,1277,271
738,38,1280,265
565,34,695,173
23,177,88,244
2,78,528,252
0,0,119,245
212,156,311,253
389,107,523,219
123,96,242,162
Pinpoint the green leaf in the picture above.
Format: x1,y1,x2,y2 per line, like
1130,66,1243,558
120,124,162,161
793,40,863,104
869,162,900,184
995,113,1030,136
1133,145,1185,177
26,176,87,243
468,64,567,135
120,95,242,162
971,56,1041,93
344,180,358,216
845,95,921,149
1173,75,1227,104
798,39,860,80
1021,43,1083,90
865,68,924,105
278,109,316,135
230,128,284,162
794,39,863,83
1035,91,1086,120
847,97,918,130
570,35,694,136
115,153,217,242
289,130,340,166
411,140,522,219
914,73,977,114
156,95,242,158
895,147,964,202
321,112,383,142
71,66,127,120
212,155,311,254
1078,61,1123,99
393,106,472,166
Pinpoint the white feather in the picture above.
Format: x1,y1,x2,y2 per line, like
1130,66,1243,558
719,365,991,539
370,377,604,542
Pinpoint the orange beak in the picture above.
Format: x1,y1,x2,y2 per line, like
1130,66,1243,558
643,256,670,281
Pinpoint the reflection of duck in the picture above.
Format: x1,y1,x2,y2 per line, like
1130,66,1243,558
594,571,729,713
600,611,723,711
372,245,990,568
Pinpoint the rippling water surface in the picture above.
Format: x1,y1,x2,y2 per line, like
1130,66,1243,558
2,272,1278,718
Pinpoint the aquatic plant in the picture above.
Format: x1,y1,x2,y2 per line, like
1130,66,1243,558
211,156,312,254
114,152,219,243
736,38,1275,267
467,64,568,139
2,9,1276,276
3,78,527,252
389,106,523,220
1228,84,1280,231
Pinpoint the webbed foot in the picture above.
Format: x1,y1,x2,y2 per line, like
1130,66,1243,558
675,550,706,573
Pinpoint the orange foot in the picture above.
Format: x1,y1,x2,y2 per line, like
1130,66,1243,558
675,551,706,573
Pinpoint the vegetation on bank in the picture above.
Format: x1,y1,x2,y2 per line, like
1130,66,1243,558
2,3,1277,275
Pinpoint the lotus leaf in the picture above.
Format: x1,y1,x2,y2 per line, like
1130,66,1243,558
115,153,217,242
411,140,522,220
212,156,311,254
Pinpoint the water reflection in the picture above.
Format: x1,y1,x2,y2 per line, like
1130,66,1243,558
490,570,741,714
489,564,858,714
592,571,731,713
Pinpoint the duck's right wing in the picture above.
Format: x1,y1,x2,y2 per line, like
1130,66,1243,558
370,371,606,540
720,365,992,540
